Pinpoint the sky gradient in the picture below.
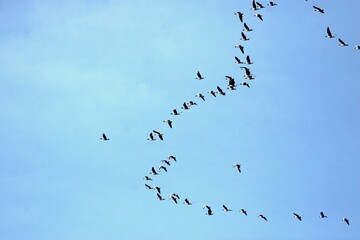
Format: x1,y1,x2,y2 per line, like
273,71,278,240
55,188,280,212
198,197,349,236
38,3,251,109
0,1,359,239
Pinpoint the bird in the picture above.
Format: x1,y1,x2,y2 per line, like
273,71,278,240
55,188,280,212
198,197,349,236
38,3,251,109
181,102,190,110
100,133,109,141
168,155,177,161
216,86,226,96
251,0,259,10
355,45,360,50
161,160,171,166
293,213,302,221
171,109,181,116
183,198,193,205
188,101,197,106
254,13,263,21
342,218,350,225
338,38,348,47
243,22,253,32
223,205,232,212
153,130,164,140
147,132,156,141
325,27,336,38
320,212,328,218
256,1,265,9
153,186,161,194
170,196,178,204
240,32,250,41
163,119,172,128
268,1,277,6
226,76,236,90
239,82,250,88
234,12,244,22
208,90,217,97
242,67,254,78
196,71,204,80
143,176,153,181
245,55,253,64
258,214,268,221
313,6,324,14
233,163,241,173
150,167,158,175
196,93,206,101
145,184,152,190
235,44,245,54
171,193,180,199
240,209,248,216
203,205,213,215
158,165,168,172
235,56,244,64
157,193,165,201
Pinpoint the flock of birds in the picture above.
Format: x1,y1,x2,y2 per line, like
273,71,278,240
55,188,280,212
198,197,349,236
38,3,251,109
102,0,356,226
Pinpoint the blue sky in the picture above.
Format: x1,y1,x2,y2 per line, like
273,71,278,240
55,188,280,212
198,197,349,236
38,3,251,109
0,0,359,239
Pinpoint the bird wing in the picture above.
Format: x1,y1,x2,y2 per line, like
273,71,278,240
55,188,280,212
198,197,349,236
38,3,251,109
252,0,257,9
246,55,251,62
256,2,264,8
326,27,332,36
153,130,161,135
338,38,346,45
235,56,241,63
241,32,246,39
313,6,320,11
244,23,249,30
197,71,202,78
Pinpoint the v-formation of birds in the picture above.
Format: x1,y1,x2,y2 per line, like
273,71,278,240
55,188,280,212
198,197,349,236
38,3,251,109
101,0,356,226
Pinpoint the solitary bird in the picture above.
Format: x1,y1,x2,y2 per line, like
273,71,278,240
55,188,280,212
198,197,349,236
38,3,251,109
254,13,263,21
268,1,277,6
150,167,158,175
226,76,236,90
223,205,232,212
233,163,241,173
208,90,217,97
196,93,206,101
313,5,324,14
203,205,213,215
188,101,197,106
245,55,253,64
256,1,265,9
240,32,250,41
216,86,226,96
157,193,165,201
158,166,168,172
181,102,190,110
161,160,171,166
342,218,350,225
320,212,328,218
147,132,156,141
258,214,268,221
325,27,336,38
235,44,245,54
240,209,248,216
153,130,164,140
196,71,204,80
100,133,109,141
243,22,253,32
153,186,161,194
171,109,181,116
239,82,250,88
143,176,153,181
163,119,172,128
235,56,244,64
234,12,244,22
338,38,348,47
293,213,302,221
183,198,193,205
168,155,177,161
251,0,260,10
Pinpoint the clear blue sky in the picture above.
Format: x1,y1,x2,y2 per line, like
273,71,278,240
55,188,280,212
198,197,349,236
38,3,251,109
0,0,359,239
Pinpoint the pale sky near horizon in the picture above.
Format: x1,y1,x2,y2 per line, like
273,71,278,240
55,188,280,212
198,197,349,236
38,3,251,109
0,1,359,239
